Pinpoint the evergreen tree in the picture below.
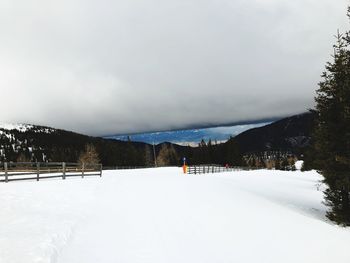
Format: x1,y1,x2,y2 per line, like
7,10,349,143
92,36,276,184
198,139,209,164
314,12,350,225
123,138,138,166
301,142,318,171
281,158,289,170
207,139,214,163
290,158,296,171
144,145,154,167
224,137,242,166
274,155,281,170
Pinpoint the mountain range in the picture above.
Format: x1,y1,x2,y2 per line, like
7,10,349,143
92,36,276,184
234,112,315,155
0,112,315,166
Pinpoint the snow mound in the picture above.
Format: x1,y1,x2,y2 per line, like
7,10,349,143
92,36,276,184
295,160,304,170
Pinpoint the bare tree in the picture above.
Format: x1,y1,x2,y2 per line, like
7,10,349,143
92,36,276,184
156,144,179,166
16,153,30,163
78,144,100,165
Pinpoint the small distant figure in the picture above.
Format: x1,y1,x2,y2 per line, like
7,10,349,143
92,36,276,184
183,164,188,174
225,163,229,169
183,157,187,174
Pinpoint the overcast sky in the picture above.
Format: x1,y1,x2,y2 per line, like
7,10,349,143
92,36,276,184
0,0,349,136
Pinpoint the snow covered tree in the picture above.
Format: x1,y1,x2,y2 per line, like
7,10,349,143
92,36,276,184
314,10,350,225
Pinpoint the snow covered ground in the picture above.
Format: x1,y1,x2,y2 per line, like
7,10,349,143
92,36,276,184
0,168,349,263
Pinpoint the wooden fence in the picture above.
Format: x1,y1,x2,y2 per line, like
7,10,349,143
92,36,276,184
187,164,250,175
0,162,102,183
103,165,249,174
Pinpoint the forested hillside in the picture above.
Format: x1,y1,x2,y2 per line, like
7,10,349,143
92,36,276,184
0,113,314,167
233,112,315,156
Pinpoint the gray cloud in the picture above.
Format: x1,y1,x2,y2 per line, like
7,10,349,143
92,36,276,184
0,0,348,136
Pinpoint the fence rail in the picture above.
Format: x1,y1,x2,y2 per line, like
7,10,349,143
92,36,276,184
0,162,102,183
187,164,252,175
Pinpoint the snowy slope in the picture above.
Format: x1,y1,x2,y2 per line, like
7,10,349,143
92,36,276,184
0,123,55,133
0,123,34,132
0,168,349,263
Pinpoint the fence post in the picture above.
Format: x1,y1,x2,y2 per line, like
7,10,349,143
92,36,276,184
82,163,85,178
4,162,8,183
62,162,66,180
100,164,102,177
194,166,197,175
36,163,40,181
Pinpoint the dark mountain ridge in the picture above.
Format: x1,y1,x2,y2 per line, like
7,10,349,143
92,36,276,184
234,112,315,155
0,112,315,166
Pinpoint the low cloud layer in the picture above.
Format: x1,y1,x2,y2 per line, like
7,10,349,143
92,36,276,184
0,0,348,136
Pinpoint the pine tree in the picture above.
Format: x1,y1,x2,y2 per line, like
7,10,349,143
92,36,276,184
144,145,154,167
290,159,296,171
274,152,281,170
224,137,242,166
123,138,138,166
314,11,350,225
198,139,209,164
281,158,289,171
207,139,214,163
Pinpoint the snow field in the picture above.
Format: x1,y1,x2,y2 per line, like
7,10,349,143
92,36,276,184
0,168,349,263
